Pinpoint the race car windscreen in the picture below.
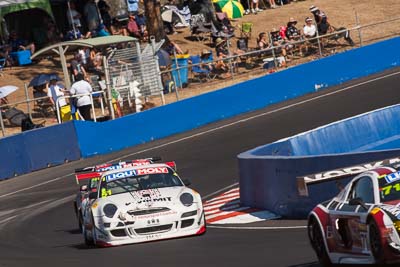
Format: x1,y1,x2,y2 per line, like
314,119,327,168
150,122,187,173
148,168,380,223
100,167,183,197
379,174,400,202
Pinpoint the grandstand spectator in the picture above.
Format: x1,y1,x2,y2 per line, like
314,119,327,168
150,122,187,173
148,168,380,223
70,52,88,82
84,0,101,31
67,2,82,29
309,6,330,35
127,13,141,38
286,18,301,41
98,0,112,30
303,17,317,39
69,73,93,121
8,31,35,55
268,0,276,9
250,0,261,14
110,19,128,36
135,9,148,41
240,0,250,15
127,0,139,15
270,28,287,58
47,78,67,122
257,32,269,49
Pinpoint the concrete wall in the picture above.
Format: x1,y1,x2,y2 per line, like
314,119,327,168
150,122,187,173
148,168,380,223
238,104,400,218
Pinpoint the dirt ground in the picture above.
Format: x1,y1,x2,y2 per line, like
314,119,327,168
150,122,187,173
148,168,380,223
1,0,399,136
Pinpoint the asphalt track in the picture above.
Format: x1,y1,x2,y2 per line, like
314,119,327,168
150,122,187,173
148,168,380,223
1,68,400,267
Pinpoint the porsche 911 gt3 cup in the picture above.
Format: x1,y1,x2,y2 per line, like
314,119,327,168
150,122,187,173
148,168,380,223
307,165,400,266
73,158,160,231
81,162,206,247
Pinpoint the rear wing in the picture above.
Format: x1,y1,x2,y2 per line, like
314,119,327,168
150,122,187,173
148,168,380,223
297,156,400,196
74,157,178,184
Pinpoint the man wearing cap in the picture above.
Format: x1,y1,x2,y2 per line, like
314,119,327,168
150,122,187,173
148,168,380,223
309,6,330,35
303,17,316,39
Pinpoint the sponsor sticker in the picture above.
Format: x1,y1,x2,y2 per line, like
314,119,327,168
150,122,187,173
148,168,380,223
105,170,137,181
137,167,169,175
385,171,400,184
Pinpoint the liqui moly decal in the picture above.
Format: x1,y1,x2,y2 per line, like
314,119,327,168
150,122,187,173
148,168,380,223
137,167,169,175
105,170,137,181
299,157,400,184
97,165,124,172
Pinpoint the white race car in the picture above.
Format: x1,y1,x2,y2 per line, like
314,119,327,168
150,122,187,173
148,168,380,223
81,162,206,247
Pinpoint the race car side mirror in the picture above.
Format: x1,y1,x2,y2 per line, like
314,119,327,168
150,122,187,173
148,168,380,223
89,192,98,200
182,179,191,186
80,185,88,192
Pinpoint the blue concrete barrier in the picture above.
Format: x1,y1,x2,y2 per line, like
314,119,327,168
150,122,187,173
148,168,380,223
0,122,80,180
2,37,400,179
76,38,400,157
238,104,400,218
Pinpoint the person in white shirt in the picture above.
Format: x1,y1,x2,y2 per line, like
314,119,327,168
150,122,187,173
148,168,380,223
47,78,67,122
303,17,317,39
67,2,82,29
69,73,93,121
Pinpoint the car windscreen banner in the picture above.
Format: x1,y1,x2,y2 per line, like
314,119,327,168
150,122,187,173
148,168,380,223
297,156,400,196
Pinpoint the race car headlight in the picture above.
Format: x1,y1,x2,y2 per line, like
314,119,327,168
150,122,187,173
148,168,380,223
103,203,118,218
180,193,194,207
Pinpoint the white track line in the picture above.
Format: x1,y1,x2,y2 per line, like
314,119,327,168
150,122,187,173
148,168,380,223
1,71,399,199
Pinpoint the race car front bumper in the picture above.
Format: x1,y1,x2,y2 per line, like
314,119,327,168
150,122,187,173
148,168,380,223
92,208,206,246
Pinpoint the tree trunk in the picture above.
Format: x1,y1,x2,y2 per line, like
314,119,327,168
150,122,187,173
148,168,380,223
144,0,165,43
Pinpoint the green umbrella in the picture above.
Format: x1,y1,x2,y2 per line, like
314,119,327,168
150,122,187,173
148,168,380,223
214,0,244,19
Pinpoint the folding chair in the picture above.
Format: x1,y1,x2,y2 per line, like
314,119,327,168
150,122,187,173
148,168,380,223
190,14,212,42
240,22,253,39
189,55,212,82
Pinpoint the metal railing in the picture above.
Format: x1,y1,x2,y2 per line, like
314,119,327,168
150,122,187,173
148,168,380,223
1,15,400,137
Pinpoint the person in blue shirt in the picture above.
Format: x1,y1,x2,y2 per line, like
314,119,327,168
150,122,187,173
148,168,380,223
127,0,139,14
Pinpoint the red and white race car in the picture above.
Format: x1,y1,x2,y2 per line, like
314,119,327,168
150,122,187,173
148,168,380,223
73,157,161,231
308,166,400,266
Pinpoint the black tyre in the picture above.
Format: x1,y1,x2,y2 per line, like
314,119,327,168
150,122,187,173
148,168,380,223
369,219,384,264
308,217,332,267
78,212,83,232
83,225,94,246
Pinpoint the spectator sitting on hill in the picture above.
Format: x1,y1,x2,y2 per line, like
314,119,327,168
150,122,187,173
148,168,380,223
8,31,35,55
270,28,288,66
136,9,148,41
67,2,82,30
257,32,270,50
303,17,317,39
127,13,141,38
110,18,128,36
98,0,112,30
200,49,215,72
286,17,301,41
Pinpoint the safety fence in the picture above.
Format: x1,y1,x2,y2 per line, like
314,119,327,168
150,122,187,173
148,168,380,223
1,15,399,138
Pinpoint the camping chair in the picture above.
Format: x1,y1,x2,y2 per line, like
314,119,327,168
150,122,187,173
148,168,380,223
33,89,54,118
190,14,212,42
240,22,253,39
189,55,212,82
